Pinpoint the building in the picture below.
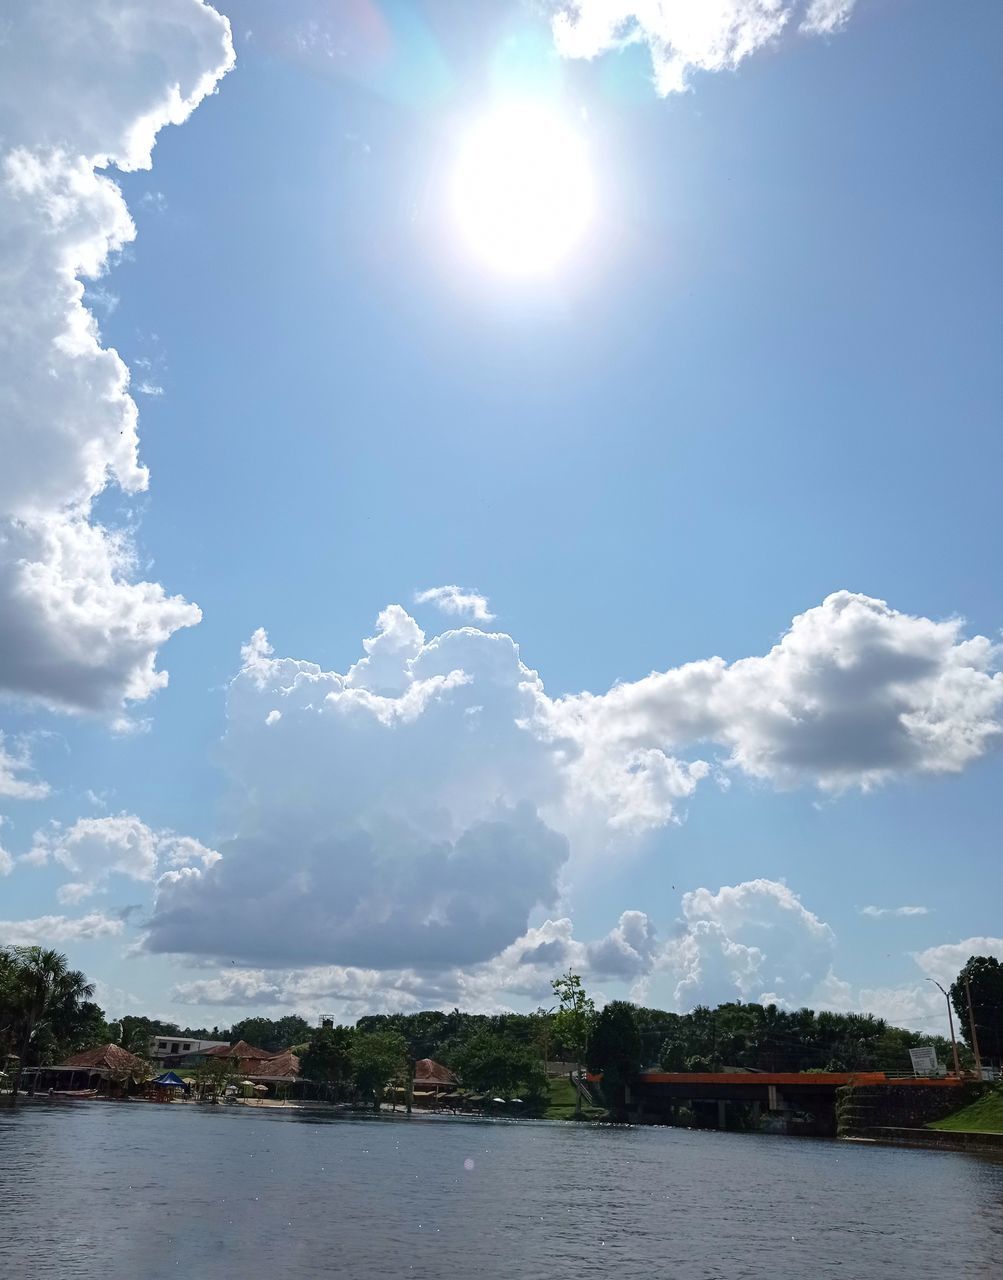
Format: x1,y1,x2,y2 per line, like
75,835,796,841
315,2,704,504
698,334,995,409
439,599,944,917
149,1036,229,1065
202,1040,301,1091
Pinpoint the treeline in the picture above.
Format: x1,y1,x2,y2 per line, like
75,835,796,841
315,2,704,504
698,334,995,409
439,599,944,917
6,942,1000,1107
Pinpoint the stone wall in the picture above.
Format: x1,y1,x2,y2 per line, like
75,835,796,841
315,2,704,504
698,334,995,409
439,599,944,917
836,1083,985,1137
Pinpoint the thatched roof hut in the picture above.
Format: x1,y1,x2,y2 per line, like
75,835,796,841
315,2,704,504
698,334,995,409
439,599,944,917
204,1041,300,1082
414,1059,458,1087
60,1043,148,1077
203,1040,272,1061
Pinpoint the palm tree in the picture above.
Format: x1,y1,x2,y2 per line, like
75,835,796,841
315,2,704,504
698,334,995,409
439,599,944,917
0,946,95,1065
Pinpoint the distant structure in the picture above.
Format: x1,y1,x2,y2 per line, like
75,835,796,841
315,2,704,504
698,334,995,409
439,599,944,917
149,1035,229,1064
319,1014,334,1030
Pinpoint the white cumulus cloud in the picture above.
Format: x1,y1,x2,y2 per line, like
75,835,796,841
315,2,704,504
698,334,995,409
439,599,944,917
540,592,1003,795
0,733,50,800
414,585,496,623
145,593,1000,977
912,936,1003,989
657,878,835,1008
552,0,858,95
0,0,233,715
0,911,124,945
28,813,219,904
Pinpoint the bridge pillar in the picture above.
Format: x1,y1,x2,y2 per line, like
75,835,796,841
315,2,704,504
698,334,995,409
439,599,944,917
768,1085,788,1112
717,1100,727,1129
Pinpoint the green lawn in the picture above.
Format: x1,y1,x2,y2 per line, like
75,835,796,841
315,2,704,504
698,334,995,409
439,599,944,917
543,1075,607,1122
928,1088,1003,1133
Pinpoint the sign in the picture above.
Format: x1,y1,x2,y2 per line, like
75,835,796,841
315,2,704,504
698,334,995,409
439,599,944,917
909,1046,941,1077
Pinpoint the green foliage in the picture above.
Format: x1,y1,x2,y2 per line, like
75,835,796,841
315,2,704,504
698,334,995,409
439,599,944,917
300,1025,355,1083
351,1029,408,1107
951,956,1003,1064
543,1074,607,1121
228,1015,314,1054
647,1000,956,1076
588,1001,642,1119
450,1030,547,1102
929,1085,1003,1133
110,1015,170,1057
0,945,96,1066
551,971,595,1066
191,1056,237,1097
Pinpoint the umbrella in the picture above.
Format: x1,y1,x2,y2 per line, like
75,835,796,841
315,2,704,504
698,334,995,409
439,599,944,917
253,1083,267,1093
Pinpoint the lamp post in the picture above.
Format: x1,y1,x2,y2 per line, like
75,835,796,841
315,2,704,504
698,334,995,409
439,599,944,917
927,978,961,1076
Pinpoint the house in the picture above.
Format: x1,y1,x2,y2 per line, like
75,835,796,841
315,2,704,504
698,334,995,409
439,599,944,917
201,1041,301,1090
149,1035,229,1064
21,1043,150,1095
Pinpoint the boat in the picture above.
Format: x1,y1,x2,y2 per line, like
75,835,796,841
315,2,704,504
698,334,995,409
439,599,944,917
47,1088,99,1099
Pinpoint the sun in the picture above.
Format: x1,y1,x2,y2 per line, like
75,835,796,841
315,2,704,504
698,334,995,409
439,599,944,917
451,101,595,276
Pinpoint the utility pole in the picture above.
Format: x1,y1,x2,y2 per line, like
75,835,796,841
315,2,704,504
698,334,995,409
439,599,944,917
927,979,961,1077
963,974,983,1077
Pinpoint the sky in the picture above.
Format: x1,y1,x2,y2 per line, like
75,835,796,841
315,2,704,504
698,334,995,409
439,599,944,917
1,0,1001,1039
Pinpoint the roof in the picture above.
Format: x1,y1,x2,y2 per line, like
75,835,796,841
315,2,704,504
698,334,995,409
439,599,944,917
202,1039,272,1059
414,1058,458,1086
60,1043,148,1074
244,1050,300,1081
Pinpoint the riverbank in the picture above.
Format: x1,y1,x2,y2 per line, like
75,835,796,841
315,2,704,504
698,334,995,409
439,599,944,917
847,1127,1003,1155
928,1087,1003,1134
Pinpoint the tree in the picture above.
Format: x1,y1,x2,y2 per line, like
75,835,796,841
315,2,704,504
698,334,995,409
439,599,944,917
588,1001,642,1120
229,1015,313,1053
551,970,595,1117
0,946,95,1067
301,1025,355,1088
450,1031,547,1104
351,1029,408,1110
192,1056,237,1100
951,956,1003,1066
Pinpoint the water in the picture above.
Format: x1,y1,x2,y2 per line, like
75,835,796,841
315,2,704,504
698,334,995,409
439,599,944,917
1,1103,1001,1279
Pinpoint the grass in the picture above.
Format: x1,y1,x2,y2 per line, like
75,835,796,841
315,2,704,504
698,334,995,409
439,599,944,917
542,1075,607,1122
928,1088,1003,1133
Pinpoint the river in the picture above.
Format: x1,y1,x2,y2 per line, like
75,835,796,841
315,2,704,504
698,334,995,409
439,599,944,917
1,1102,1001,1278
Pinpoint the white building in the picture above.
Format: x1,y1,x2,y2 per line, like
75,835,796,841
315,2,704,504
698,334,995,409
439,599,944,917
149,1036,229,1061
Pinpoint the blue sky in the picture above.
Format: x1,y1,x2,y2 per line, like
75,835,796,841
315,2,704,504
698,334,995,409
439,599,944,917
1,0,1001,1035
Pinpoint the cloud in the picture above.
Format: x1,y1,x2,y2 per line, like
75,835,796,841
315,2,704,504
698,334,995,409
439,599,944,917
145,593,1000,978
551,0,858,95
414,585,495,623
800,0,857,36
168,910,659,1015
28,813,219,903
912,936,1003,989
860,905,930,918
540,592,1003,795
0,0,233,715
0,732,50,800
0,911,124,945
657,879,835,1008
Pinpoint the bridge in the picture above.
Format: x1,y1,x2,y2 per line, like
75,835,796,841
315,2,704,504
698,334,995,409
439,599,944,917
619,1071,965,1135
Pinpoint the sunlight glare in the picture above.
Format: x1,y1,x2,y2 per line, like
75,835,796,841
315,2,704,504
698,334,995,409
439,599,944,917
451,102,595,276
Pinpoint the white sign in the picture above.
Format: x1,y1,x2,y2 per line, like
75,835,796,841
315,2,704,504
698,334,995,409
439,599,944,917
909,1047,941,1077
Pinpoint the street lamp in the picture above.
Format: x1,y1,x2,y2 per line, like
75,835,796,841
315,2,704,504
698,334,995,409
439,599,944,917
927,978,962,1076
